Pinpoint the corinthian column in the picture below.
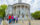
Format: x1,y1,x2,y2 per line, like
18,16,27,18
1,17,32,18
19,5,22,20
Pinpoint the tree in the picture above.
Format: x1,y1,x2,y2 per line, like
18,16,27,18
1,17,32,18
0,6,3,18
1,4,7,10
31,11,40,20
0,4,7,19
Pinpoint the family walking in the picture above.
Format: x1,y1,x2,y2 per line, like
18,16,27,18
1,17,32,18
8,16,18,24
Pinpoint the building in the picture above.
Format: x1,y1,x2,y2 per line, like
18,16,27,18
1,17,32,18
5,0,31,20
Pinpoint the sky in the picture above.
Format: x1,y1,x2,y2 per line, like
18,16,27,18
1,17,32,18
0,0,40,13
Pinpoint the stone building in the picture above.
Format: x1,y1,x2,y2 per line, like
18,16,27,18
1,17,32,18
5,0,31,20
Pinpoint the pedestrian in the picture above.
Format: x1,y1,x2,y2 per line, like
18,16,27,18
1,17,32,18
16,17,18,23
8,16,11,24
12,16,14,21
13,16,16,23
12,16,14,23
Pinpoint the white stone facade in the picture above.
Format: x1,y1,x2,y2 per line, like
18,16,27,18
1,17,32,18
5,3,31,20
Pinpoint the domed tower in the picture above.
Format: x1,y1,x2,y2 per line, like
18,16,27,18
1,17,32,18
13,0,31,20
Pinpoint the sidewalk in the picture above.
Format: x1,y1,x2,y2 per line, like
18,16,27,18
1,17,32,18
1,20,29,25
1,20,8,25
9,23,22,25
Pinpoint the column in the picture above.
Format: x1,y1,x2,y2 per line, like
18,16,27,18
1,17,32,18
16,6,18,16
28,8,31,20
24,6,27,20
13,7,14,15
19,5,22,20
16,6,20,17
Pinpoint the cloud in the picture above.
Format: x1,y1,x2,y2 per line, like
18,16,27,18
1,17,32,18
28,0,40,13
22,0,39,13
0,0,40,13
22,0,40,13
6,0,18,5
0,0,8,5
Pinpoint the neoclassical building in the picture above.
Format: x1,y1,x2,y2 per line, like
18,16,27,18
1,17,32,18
5,0,31,20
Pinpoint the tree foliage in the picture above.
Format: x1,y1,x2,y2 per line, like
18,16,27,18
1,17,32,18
0,4,7,18
31,11,40,20
1,4,7,10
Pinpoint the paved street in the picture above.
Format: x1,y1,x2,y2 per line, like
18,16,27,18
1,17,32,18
9,23,22,25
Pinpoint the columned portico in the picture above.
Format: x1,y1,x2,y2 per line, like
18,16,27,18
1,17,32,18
13,3,30,20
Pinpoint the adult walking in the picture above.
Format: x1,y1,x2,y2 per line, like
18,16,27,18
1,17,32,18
13,16,16,23
8,16,11,24
16,17,18,23
12,16,14,23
